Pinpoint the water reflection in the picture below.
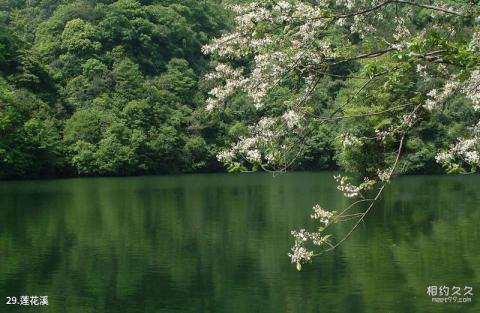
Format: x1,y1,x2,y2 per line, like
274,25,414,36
0,173,478,313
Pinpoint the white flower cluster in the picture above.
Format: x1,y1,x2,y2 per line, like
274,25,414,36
205,63,246,111
217,136,262,165
289,228,329,264
393,16,411,41
429,70,480,170
216,113,305,168
202,1,338,109
310,204,334,226
282,110,304,129
288,243,314,264
375,128,394,142
308,232,327,246
291,229,310,243
204,0,470,115
425,79,460,111
334,174,365,198
462,70,480,111
400,112,417,128
468,31,480,52
424,70,480,113
341,133,363,148
435,122,480,170
416,64,429,79
377,168,392,182
205,53,294,109
217,150,235,163
337,0,355,10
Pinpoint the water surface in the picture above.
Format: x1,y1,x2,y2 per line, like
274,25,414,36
0,172,479,312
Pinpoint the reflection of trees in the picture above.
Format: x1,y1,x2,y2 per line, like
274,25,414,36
338,175,480,313
0,173,479,313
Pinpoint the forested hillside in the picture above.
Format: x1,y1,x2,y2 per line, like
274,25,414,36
0,0,230,178
0,0,478,179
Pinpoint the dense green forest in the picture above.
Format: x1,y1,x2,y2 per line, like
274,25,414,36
0,0,231,178
0,0,478,179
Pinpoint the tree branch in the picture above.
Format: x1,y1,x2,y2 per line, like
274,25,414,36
331,0,468,19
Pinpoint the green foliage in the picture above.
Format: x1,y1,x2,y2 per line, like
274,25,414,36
0,1,478,179
0,0,231,178
0,78,62,178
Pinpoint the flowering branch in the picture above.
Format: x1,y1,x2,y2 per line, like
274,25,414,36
288,102,422,269
204,0,480,269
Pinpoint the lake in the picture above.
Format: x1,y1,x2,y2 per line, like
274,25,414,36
0,172,479,313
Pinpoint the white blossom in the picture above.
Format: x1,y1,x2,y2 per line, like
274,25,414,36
246,149,261,163
435,123,480,171
282,110,303,129
341,133,362,148
334,174,365,198
291,229,310,243
310,204,334,226
425,79,460,111
377,168,392,182
416,64,429,79
462,70,480,110
217,150,235,163
288,243,314,264
308,232,327,246
468,31,480,51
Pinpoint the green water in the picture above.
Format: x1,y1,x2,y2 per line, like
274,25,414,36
0,172,478,313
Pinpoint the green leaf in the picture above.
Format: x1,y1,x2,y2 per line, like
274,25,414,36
296,262,302,271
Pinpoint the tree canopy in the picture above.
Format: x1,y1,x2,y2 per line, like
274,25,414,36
1,0,479,189
0,0,232,178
